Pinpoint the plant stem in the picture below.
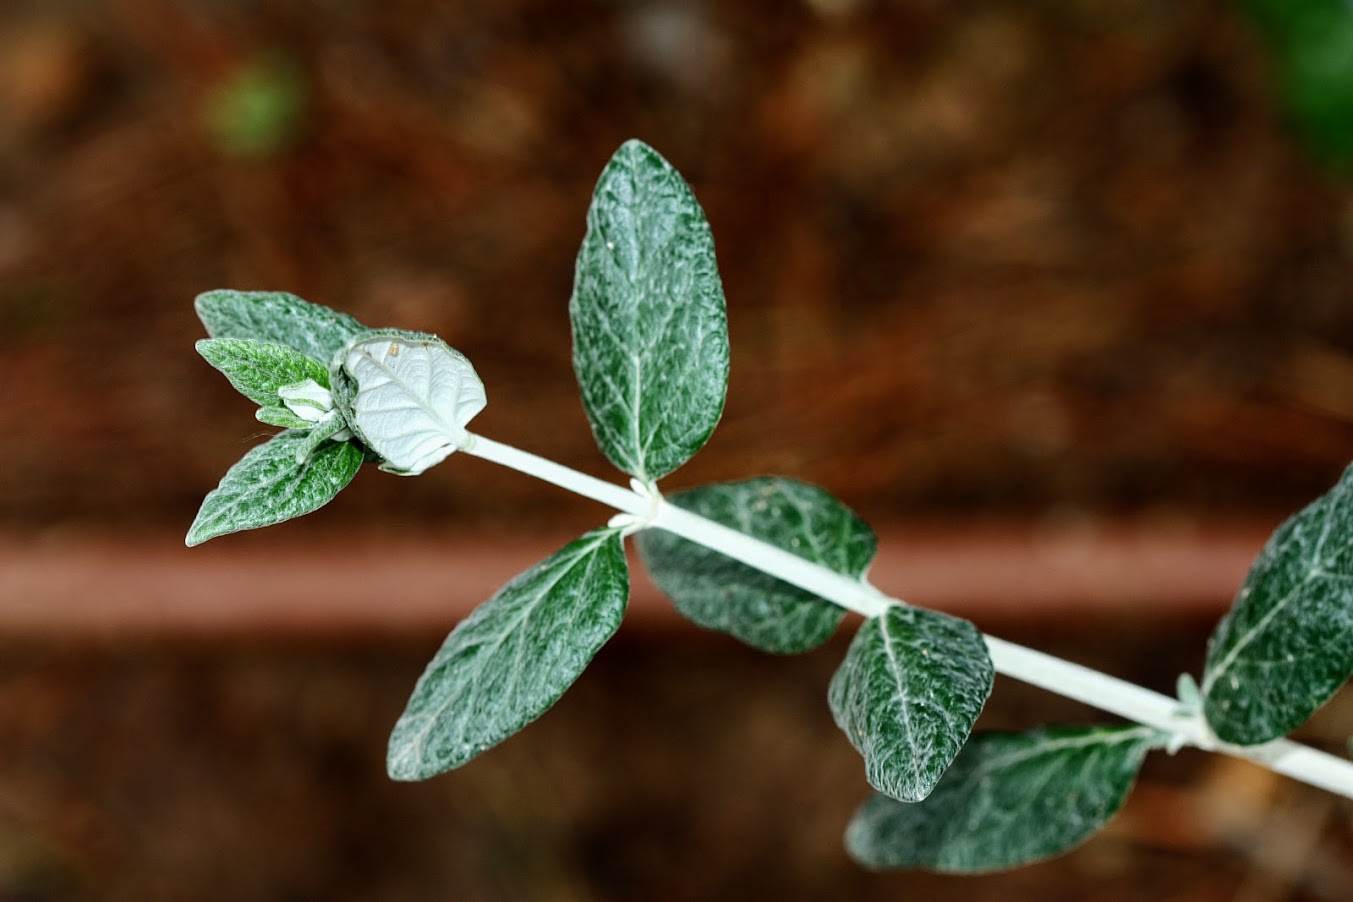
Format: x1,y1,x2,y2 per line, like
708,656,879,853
461,432,1353,799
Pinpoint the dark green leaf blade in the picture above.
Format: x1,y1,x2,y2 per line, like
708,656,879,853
1203,463,1353,744
829,606,994,802
195,289,368,365
196,337,330,407
570,139,730,482
387,530,629,780
846,726,1157,873
186,430,362,546
635,477,874,653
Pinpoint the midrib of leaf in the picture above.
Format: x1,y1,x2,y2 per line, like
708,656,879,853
362,348,460,440
586,306,646,477
401,533,608,759
630,351,644,477
1212,554,1336,697
879,613,924,783
976,727,1159,775
229,434,310,497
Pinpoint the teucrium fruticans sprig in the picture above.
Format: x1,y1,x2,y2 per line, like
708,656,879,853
188,140,1353,875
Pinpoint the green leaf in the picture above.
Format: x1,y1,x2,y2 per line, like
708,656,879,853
255,405,315,429
195,289,368,365
570,139,730,483
1203,463,1353,744
196,337,330,407
845,726,1158,873
186,430,363,546
340,330,487,476
828,606,994,802
635,477,874,653
387,529,629,780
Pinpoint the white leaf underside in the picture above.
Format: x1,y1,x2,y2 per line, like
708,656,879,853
345,336,487,475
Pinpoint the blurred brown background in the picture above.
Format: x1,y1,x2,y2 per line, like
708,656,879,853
3,0,1353,898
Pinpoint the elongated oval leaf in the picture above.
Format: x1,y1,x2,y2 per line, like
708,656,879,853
256,405,316,429
846,726,1158,873
1203,463,1353,744
196,337,330,407
387,530,628,780
829,606,993,802
341,331,487,475
186,430,363,546
570,139,730,483
195,290,368,365
635,477,874,653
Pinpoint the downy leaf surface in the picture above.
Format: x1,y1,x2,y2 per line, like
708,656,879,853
195,289,368,365
635,477,874,653
195,337,330,407
1203,463,1353,744
341,331,487,475
570,139,729,483
846,726,1157,873
387,530,628,780
185,430,363,546
829,606,993,802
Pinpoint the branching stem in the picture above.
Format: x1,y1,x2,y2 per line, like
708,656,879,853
462,432,1353,799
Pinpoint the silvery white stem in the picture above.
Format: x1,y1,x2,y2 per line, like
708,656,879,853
461,432,1353,799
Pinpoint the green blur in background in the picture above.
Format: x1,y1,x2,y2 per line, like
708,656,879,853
1244,0,1353,171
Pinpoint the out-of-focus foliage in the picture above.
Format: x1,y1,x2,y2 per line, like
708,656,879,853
203,53,306,158
1242,0,1353,171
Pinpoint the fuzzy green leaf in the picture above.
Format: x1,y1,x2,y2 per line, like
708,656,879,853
846,726,1157,873
196,337,330,407
186,430,362,546
387,529,628,780
1203,463,1353,744
829,606,993,802
255,405,315,429
195,289,368,365
570,139,730,483
635,478,874,653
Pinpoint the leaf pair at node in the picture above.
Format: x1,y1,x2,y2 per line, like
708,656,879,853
388,140,732,779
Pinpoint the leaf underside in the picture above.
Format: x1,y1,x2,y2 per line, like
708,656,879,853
846,726,1157,873
828,606,994,802
636,477,874,653
570,139,730,483
341,331,487,475
185,430,363,546
1203,462,1353,744
387,529,629,781
195,289,368,366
